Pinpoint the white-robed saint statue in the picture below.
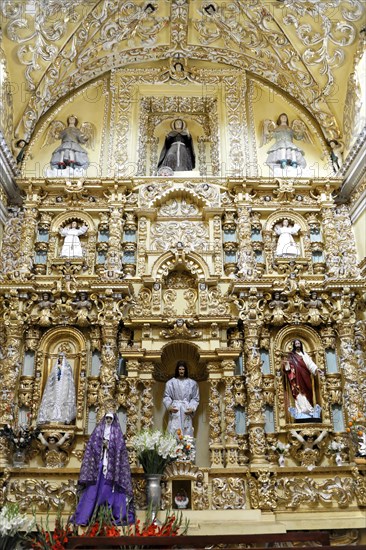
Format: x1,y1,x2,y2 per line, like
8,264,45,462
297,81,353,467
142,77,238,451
163,361,200,437
274,219,300,257
37,353,77,425
59,221,88,258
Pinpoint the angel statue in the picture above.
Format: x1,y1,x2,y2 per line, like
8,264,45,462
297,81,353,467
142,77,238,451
261,113,312,169
43,115,95,170
328,139,343,173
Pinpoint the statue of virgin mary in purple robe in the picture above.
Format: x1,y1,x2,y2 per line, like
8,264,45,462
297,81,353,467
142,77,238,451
72,412,135,525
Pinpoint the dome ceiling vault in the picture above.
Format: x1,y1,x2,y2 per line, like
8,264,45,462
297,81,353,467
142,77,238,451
1,0,364,142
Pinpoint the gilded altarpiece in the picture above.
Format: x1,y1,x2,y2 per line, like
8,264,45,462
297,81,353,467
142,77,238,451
0,174,365,530
0,75,365,538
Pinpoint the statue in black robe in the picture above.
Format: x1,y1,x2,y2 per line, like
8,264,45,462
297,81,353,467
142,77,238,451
158,119,195,172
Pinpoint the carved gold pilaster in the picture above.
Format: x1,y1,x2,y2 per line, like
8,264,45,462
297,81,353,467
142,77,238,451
152,283,162,315
0,314,25,424
198,283,208,312
213,215,223,276
246,470,277,511
18,205,38,276
32,351,44,423
140,364,154,431
320,206,339,277
222,363,239,467
244,325,267,465
262,229,274,274
236,206,255,279
105,206,124,277
192,477,209,510
126,366,140,453
274,346,286,426
99,326,118,414
137,216,147,277
337,321,363,421
209,373,224,467
77,350,87,422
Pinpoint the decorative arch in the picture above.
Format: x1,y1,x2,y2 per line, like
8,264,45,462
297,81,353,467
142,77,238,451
274,325,323,356
273,326,326,424
51,211,97,232
39,325,86,351
18,46,337,141
151,250,210,281
155,340,207,382
36,327,87,426
150,187,210,210
264,210,308,233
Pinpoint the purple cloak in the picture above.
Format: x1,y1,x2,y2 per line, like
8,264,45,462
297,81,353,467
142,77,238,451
73,413,135,525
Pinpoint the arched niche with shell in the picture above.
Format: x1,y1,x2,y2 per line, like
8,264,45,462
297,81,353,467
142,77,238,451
48,211,97,263
264,211,309,264
34,327,87,431
152,341,210,468
273,326,329,427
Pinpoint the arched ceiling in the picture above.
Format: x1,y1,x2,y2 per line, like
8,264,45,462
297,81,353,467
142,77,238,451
1,0,364,141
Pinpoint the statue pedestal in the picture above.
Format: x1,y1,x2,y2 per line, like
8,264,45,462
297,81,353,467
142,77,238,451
45,166,88,178
173,170,201,177
270,165,304,178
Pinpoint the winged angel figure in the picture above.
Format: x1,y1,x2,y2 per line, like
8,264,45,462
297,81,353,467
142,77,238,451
261,113,313,169
43,115,95,170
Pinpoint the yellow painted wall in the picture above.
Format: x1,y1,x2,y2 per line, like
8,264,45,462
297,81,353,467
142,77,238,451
352,209,366,262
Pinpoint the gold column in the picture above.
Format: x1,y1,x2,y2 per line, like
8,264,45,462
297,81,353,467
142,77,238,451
1,290,26,424
222,361,239,467
244,325,267,465
208,364,224,467
18,204,38,275
99,335,118,414
105,206,124,277
337,290,364,422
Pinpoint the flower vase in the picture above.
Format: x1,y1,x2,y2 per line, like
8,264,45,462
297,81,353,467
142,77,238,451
145,474,162,521
278,454,285,467
12,449,26,468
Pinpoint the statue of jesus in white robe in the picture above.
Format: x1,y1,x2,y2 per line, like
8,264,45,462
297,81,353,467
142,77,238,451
163,361,199,437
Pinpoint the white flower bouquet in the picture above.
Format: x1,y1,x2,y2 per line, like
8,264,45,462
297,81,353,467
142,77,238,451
329,440,345,453
132,429,178,474
271,441,290,455
175,430,196,462
0,503,33,550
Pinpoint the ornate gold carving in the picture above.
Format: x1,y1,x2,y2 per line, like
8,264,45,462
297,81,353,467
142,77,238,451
209,379,223,461
276,475,357,509
289,428,328,470
7,478,77,511
132,477,147,510
211,477,246,510
246,470,277,511
160,319,202,339
192,477,209,510
37,430,75,468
